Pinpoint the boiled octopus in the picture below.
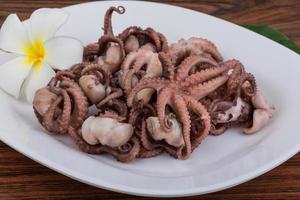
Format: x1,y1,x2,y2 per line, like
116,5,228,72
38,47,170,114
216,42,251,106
84,6,125,73
127,54,233,159
118,48,163,103
33,71,88,134
32,6,275,162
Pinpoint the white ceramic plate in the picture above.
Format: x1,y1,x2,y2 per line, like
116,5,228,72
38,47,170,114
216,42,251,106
0,1,300,197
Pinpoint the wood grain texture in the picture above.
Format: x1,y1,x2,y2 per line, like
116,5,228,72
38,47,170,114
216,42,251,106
0,0,299,199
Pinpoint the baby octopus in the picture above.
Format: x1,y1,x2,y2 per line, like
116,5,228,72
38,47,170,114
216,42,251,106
68,111,140,162
118,48,163,103
33,71,88,134
84,6,126,72
127,54,232,159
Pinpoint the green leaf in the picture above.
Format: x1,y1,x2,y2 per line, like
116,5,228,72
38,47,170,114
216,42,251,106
241,24,300,54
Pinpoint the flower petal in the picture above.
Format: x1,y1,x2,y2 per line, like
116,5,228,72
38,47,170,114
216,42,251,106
0,14,31,54
23,61,55,103
44,36,83,70
0,50,18,65
0,56,33,98
28,8,68,43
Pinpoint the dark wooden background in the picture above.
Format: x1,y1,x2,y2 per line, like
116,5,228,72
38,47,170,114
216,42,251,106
0,0,299,199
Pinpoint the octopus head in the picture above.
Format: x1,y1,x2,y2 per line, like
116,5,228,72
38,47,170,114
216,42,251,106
124,35,139,53
243,90,275,134
105,44,123,72
81,116,133,147
79,75,106,104
140,43,156,52
33,87,58,116
146,116,184,147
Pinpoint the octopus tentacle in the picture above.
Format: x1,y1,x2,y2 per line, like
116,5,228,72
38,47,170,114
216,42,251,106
176,55,218,81
57,90,72,133
119,50,141,88
120,49,141,70
42,96,63,133
41,89,72,134
128,101,156,128
99,110,126,122
70,63,90,79
181,65,229,88
194,38,223,62
118,26,142,40
48,71,76,94
184,96,211,148
118,26,166,52
120,50,151,91
224,59,246,96
188,75,229,100
99,99,128,119
128,100,143,124
140,121,158,150
138,147,163,158
110,99,128,118
96,88,123,108
59,78,79,89
128,110,141,128
210,124,228,136
208,97,253,135
48,77,61,94
104,137,140,162
68,127,140,162
55,70,75,80
98,35,125,58
158,32,168,52
120,50,162,97
240,73,257,97
127,78,169,107
167,37,223,65
66,87,88,129
139,124,167,159
132,51,160,72
159,52,175,80
68,127,103,154
173,94,191,160
119,50,144,89
103,6,125,36
208,98,232,123
60,80,88,128
156,87,173,132
81,63,110,85
83,43,99,62
122,69,137,92
145,27,162,52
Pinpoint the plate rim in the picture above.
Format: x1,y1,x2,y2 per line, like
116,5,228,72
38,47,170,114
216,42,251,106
1,0,300,197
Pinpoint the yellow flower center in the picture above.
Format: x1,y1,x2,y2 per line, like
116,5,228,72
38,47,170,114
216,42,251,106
23,38,46,70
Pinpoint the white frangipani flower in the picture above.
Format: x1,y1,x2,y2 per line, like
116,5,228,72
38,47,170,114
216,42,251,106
0,8,84,103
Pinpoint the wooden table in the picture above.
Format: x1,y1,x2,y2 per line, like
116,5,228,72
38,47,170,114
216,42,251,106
0,0,299,199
